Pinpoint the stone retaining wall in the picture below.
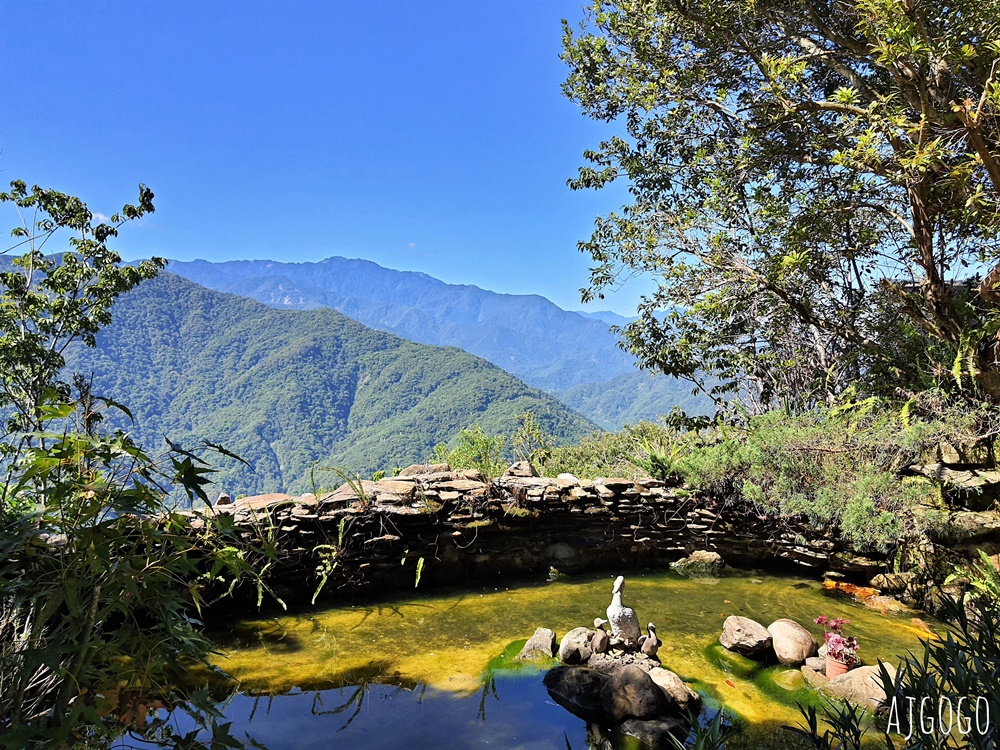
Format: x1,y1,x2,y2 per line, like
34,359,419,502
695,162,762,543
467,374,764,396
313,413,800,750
212,463,881,606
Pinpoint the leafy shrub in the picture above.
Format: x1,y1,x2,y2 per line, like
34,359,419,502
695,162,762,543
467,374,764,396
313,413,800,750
0,396,277,747
434,424,508,480
664,405,966,553
541,421,678,479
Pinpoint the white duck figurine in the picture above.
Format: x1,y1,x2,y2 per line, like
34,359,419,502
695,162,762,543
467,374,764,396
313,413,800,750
638,622,661,659
606,575,641,646
591,618,610,653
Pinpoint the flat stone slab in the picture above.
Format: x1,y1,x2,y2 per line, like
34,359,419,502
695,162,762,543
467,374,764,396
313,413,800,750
230,493,294,511
373,480,416,497
432,479,489,492
397,463,450,477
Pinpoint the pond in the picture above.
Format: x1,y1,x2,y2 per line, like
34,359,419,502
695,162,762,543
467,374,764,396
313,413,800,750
160,570,939,749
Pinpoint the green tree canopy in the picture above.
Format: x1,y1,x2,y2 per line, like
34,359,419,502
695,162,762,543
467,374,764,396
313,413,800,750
562,0,1000,410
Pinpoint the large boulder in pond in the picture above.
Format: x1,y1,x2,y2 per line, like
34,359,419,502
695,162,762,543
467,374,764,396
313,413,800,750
559,626,595,664
801,664,896,713
720,616,772,658
516,627,557,661
600,665,669,722
670,550,723,573
767,618,818,666
543,666,610,722
822,664,897,712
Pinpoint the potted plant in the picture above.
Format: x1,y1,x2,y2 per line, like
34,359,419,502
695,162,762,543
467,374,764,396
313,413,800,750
814,616,859,678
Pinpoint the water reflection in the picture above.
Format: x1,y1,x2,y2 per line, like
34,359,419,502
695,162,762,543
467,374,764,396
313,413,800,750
127,674,592,750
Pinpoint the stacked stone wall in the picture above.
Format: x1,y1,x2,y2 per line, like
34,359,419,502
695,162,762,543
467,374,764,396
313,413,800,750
213,464,873,606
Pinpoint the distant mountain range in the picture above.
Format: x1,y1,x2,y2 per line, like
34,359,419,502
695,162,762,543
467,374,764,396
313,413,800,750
64,273,597,495
167,257,709,427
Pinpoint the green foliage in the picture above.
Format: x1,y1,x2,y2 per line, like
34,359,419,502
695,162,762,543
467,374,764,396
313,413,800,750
62,273,597,495
312,517,350,605
668,708,739,750
545,393,990,552
436,424,508,480
562,0,1000,410
947,549,1000,604
0,183,277,748
316,466,372,509
0,394,275,747
0,181,163,495
542,421,678,480
512,411,554,465
669,407,943,552
414,556,425,588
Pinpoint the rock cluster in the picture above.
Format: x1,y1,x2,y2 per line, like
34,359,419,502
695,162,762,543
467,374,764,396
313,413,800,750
718,615,817,666
535,576,701,747
717,613,896,712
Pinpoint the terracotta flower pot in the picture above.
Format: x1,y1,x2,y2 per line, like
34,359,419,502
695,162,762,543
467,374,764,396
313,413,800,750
826,655,850,679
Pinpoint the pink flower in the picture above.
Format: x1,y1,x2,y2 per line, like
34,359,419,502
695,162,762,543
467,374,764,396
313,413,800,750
816,614,859,667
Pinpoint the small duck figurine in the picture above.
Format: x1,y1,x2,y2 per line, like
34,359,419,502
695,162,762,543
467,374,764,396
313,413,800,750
606,575,641,646
591,618,610,653
638,622,661,659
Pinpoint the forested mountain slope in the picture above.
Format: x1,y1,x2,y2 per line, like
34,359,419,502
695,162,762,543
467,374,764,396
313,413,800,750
167,257,709,424
64,273,596,495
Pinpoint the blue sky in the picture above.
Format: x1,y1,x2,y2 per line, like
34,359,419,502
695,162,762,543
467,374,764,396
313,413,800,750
0,1,650,315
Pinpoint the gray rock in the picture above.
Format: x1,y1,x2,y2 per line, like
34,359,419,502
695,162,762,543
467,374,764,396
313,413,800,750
559,626,595,664
543,666,610,722
557,472,579,482
824,665,897,712
517,627,557,661
647,667,702,713
937,511,1000,543
720,615,772,658
545,542,583,567
670,550,723,573
870,572,916,593
804,656,827,674
767,618,818,666
800,665,827,690
215,491,233,506
397,462,450,477
600,665,668,722
503,460,539,478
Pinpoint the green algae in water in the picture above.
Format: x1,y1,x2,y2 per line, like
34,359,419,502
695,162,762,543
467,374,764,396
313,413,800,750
210,569,939,741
